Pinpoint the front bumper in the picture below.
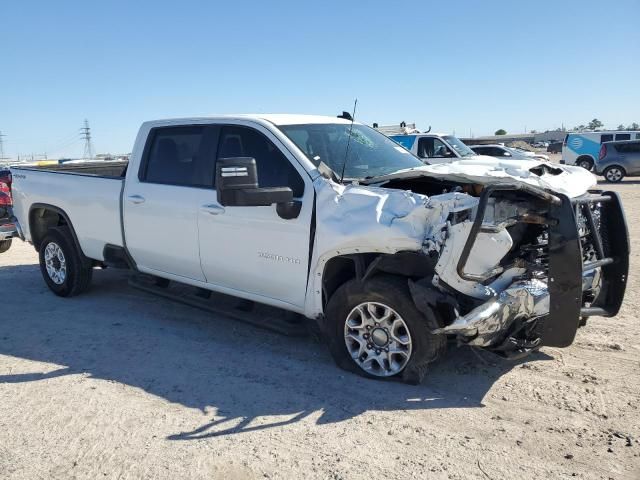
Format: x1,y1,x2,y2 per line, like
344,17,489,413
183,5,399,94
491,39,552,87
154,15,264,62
434,189,629,353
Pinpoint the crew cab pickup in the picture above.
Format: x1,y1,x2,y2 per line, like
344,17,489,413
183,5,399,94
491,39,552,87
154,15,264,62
7,115,629,383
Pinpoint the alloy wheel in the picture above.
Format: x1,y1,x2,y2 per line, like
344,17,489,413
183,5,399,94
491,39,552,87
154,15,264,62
343,302,412,377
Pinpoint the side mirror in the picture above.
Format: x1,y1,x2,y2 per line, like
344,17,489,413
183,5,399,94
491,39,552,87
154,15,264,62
216,157,294,208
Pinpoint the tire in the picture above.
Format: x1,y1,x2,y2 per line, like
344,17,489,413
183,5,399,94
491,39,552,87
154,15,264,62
38,227,93,297
325,275,445,384
603,166,625,183
576,157,594,170
0,239,11,254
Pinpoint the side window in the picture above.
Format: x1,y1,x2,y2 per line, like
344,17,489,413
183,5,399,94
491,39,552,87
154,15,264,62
615,133,631,141
614,144,628,153
600,134,614,143
141,126,218,187
417,137,452,158
636,133,640,140
490,147,506,156
218,126,305,197
618,142,640,153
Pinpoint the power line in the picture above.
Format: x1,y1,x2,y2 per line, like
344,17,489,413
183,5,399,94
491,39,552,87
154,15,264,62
80,119,93,160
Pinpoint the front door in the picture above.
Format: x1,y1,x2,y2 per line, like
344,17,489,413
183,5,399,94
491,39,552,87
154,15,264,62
197,123,313,308
417,136,456,164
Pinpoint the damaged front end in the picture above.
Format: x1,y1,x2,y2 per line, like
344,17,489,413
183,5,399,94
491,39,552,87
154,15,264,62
413,184,629,358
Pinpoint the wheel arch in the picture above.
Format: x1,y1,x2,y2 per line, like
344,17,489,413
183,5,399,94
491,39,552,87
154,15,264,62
320,251,439,310
29,203,84,256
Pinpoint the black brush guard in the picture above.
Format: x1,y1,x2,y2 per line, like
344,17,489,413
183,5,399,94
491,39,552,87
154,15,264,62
456,185,629,348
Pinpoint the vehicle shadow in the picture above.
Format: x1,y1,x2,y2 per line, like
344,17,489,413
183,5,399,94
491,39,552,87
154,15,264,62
0,264,552,440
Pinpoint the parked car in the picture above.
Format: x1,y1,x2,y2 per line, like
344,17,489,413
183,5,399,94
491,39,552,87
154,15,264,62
547,141,563,153
596,140,640,182
470,144,549,161
561,130,640,170
0,168,15,253
7,114,629,383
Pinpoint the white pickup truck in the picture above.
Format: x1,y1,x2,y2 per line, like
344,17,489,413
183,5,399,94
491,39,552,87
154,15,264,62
6,114,629,383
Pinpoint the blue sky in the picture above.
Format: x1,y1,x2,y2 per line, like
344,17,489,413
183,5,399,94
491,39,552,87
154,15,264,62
1,0,639,158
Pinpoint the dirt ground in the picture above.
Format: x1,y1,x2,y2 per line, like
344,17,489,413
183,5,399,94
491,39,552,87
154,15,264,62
1,180,639,480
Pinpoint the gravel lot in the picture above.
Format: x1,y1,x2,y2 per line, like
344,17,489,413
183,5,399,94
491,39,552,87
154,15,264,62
1,180,639,480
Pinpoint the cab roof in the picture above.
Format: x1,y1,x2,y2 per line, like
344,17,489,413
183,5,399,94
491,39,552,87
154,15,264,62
146,114,355,127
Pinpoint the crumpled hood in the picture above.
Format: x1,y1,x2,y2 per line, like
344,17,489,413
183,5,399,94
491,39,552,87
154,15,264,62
366,157,597,198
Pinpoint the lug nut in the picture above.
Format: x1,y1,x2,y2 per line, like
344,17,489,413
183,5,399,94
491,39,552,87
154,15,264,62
367,343,373,349
375,349,381,354
363,333,369,339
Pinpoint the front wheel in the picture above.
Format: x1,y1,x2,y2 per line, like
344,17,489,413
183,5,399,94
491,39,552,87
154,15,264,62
603,166,625,183
39,227,93,297
325,276,445,384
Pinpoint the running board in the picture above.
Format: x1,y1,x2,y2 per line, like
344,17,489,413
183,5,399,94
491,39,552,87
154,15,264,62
128,274,309,337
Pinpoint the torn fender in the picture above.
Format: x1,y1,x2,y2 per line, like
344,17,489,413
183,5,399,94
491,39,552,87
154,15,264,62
304,177,478,317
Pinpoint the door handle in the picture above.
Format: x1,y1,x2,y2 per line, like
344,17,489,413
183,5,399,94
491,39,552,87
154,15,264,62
201,204,225,215
127,195,146,204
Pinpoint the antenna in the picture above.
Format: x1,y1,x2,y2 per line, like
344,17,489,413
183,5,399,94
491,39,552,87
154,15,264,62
81,119,93,160
339,98,358,183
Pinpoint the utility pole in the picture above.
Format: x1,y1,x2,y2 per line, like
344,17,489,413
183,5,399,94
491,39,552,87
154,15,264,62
80,119,93,160
0,131,6,161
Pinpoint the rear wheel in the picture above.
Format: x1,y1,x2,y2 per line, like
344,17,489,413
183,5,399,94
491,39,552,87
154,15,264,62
577,156,594,170
39,227,93,297
325,276,445,384
603,166,625,183
0,239,11,254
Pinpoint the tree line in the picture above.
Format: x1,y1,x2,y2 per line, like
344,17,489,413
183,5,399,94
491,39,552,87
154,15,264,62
494,119,639,136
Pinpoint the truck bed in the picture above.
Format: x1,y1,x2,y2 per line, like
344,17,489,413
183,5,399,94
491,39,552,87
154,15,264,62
15,160,128,178
11,161,126,260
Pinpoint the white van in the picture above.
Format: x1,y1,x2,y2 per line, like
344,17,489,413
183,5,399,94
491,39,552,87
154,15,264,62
562,131,640,169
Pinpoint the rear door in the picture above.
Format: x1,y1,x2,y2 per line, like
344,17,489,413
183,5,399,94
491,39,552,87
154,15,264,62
123,125,218,281
617,142,640,174
197,123,313,308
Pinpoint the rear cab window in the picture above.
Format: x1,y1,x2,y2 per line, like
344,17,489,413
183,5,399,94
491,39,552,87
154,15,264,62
140,126,220,187
600,134,614,143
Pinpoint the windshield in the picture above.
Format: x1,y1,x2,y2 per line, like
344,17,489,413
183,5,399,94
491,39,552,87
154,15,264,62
442,135,476,157
278,123,424,180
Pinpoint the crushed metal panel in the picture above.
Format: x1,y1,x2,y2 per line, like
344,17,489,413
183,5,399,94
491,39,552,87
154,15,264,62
365,159,597,198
